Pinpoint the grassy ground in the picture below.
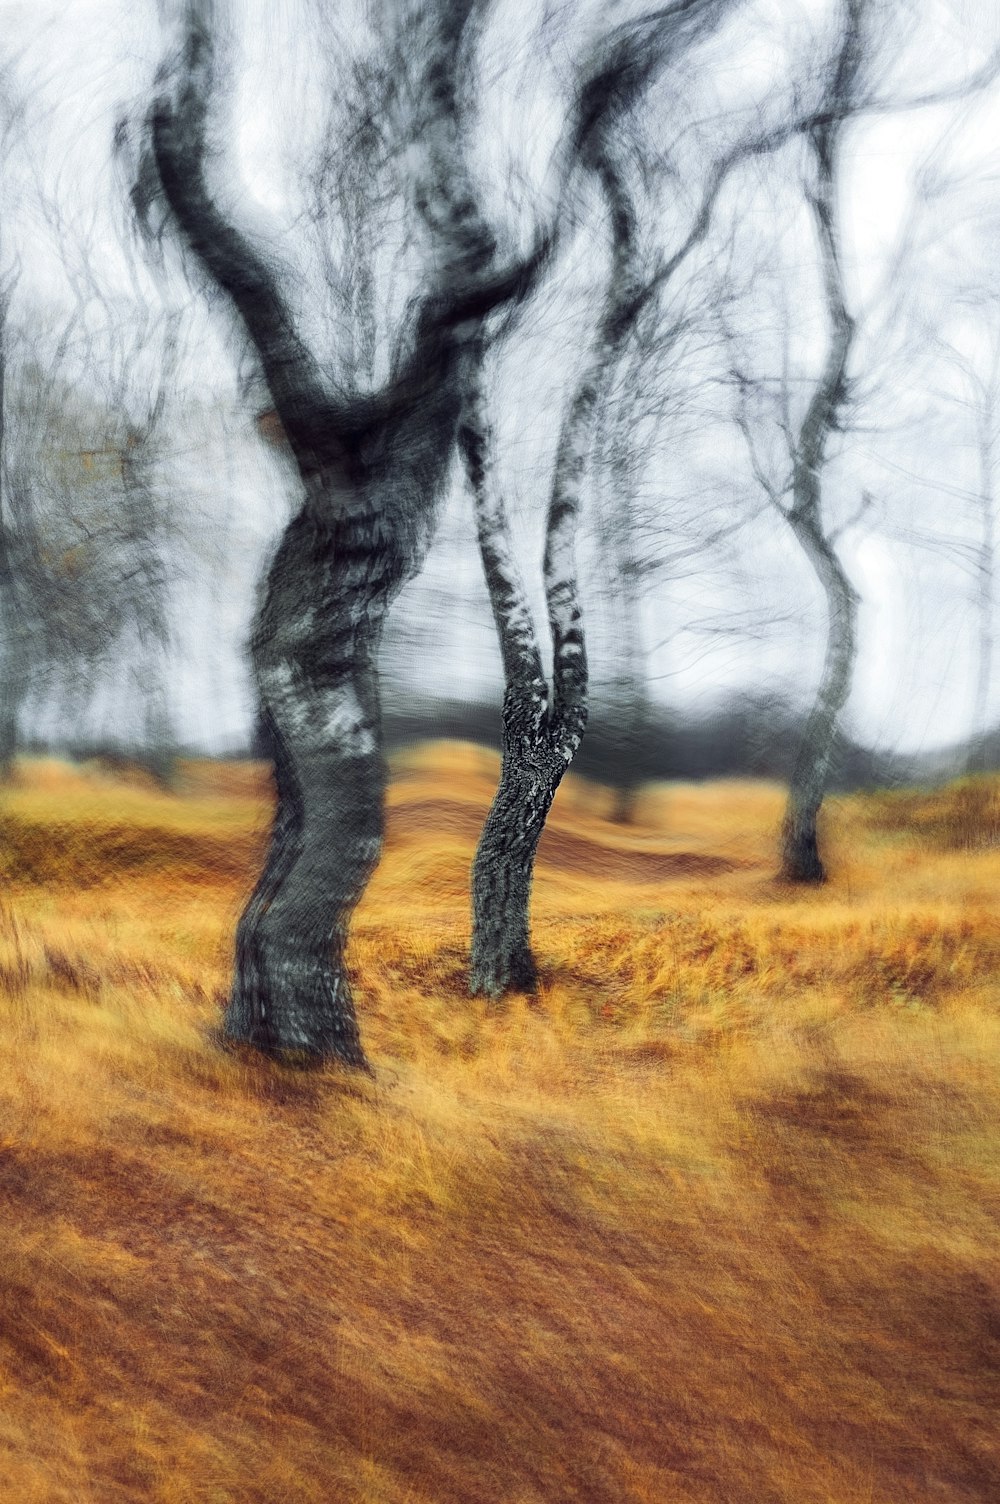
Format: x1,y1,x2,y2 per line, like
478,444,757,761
0,744,998,1503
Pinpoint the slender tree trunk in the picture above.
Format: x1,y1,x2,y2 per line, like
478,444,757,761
968,424,995,776
603,427,649,823
460,337,591,996
777,40,862,882
780,519,858,881
953,420,999,847
469,703,566,995
461,146,655,996
0,310,18,779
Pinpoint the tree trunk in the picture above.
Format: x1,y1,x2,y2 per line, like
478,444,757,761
781,521,858,882
470,704,563,996
968,423,995,776
223,487,415,1064
778,75,861,884
0,315,20,781
460,350,588,997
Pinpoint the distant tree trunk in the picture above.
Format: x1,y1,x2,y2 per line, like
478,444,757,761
777,23,863,883
0,326,10,774
968,418,996,776
0,298,21,779
780,517,858,881
601,425,649,824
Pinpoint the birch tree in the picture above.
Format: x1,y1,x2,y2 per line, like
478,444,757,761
457,1,751,997
146,0,745,1060
722,0,1000,880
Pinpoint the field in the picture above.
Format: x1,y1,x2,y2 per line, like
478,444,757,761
0,744,998,1503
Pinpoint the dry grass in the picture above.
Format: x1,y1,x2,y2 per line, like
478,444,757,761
1,743,998,1502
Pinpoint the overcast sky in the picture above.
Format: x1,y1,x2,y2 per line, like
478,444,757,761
3,0,1000,759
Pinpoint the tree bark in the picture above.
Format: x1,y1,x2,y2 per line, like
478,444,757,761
459,344,591,996
224,503,392,1061
459,149,646,995
778,17,863,883
458,362,569,996
469,707,566,996
780,518,858,881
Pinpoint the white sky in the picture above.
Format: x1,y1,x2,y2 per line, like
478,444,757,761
3,0,1000,759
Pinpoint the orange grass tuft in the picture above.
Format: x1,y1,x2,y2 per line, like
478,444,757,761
0,745,998,1502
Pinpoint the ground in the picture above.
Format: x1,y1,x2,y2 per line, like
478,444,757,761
0,744,998,1503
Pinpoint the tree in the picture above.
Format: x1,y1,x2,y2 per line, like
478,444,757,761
146,0,742,1061
719,0,1000,880
458,19,764,995
0,57,28,776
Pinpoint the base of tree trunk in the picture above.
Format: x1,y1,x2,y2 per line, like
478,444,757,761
470,766,555,998
470,928,538,999
609,783,639,824
224,929,369,1067
780,816,826,883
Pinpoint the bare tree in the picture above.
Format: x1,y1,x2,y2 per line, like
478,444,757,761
457,25,766,996
145,0,746,1059
0,302,179,772
0,270,25,776
0,59,28,776
719,0,1000,879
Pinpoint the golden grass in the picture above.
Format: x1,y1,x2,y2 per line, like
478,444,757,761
1,744,999,1502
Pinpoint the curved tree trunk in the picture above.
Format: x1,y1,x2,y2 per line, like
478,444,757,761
460,147,656,995
780,520,858,882
777,17,863,883
150,0,744,1053
469,710,567,995
460,314,595,996
458,360,576,996
223,501,402,1062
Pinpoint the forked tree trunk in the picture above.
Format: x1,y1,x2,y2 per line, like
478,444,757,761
460,145,658,996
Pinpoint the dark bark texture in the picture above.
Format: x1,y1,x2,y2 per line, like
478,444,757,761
459,149,645,995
